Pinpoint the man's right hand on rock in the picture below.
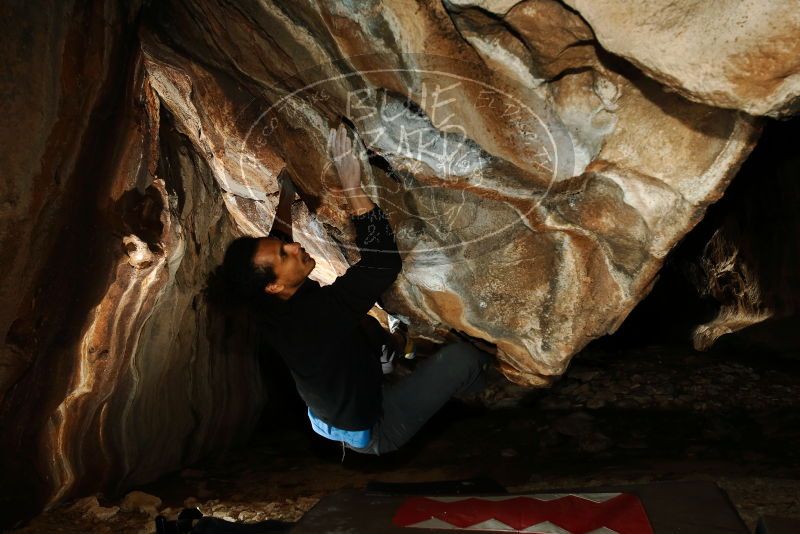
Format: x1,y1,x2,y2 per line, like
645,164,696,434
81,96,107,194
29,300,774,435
328,123,375,216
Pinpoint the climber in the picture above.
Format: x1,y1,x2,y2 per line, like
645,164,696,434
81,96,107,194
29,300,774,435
215,123,491,455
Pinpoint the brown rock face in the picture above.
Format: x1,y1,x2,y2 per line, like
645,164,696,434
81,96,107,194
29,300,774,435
563,0,800,118
1,0,795,523
143,0,758,384
0,0,266,522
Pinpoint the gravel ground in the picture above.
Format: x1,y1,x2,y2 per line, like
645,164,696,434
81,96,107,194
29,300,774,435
14,344,800,533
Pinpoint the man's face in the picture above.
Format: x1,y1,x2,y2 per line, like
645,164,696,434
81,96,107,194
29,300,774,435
253,237,316,296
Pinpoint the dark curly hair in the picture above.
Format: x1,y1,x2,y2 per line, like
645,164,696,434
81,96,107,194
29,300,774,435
204,237,277,312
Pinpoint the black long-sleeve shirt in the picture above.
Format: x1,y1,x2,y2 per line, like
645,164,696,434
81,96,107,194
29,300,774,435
258,205,402,430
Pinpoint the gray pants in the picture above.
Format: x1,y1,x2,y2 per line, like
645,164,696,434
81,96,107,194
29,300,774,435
348,340,491,455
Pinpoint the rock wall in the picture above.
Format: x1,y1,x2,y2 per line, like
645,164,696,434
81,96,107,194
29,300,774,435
0,0,797,524
0,1,265,523
563,0,800,118
147,0,758,384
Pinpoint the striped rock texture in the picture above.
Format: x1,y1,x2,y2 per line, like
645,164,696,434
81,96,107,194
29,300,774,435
142,0,759,384
3,0,797,522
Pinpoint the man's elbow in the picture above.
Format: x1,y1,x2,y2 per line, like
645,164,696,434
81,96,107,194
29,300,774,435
389,250,403,276
378,254,402,289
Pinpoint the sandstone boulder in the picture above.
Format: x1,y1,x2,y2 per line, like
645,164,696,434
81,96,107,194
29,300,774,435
3,0,794,524
150,0,758,383
563,0,800,117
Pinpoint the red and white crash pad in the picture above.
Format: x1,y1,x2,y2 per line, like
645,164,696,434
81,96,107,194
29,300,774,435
392,493,652,533
291,480,750,533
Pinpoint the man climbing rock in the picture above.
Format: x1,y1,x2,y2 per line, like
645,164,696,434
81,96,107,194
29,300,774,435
216,123,491,454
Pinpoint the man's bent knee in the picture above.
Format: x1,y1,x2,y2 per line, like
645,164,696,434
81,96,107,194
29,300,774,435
434,341,490,381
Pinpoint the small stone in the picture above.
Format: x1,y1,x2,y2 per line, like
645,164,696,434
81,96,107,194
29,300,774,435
93,505,120,521
493,397,521,409
121,491,162,516
571,370,599,382
553,411,595,437
539,398,572,410
574,384,591,395
580,432,613,453
560,383,579,394
238,510,256,521
68,496,100,513
586,398,605,409
158,507,179,521
68,495,120,521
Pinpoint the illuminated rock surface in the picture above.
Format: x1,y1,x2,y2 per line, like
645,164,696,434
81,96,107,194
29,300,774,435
2,0,798,523
563,0,800,118
140,0,758,384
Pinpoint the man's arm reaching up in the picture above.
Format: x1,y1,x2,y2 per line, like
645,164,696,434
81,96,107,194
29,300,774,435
319,124,402,322
269,168,296,243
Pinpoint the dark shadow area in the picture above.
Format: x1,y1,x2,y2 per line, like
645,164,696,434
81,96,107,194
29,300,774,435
589,116,800,356
106,342,800,533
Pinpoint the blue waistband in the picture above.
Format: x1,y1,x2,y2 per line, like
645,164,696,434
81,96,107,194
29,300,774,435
307,407,372,448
